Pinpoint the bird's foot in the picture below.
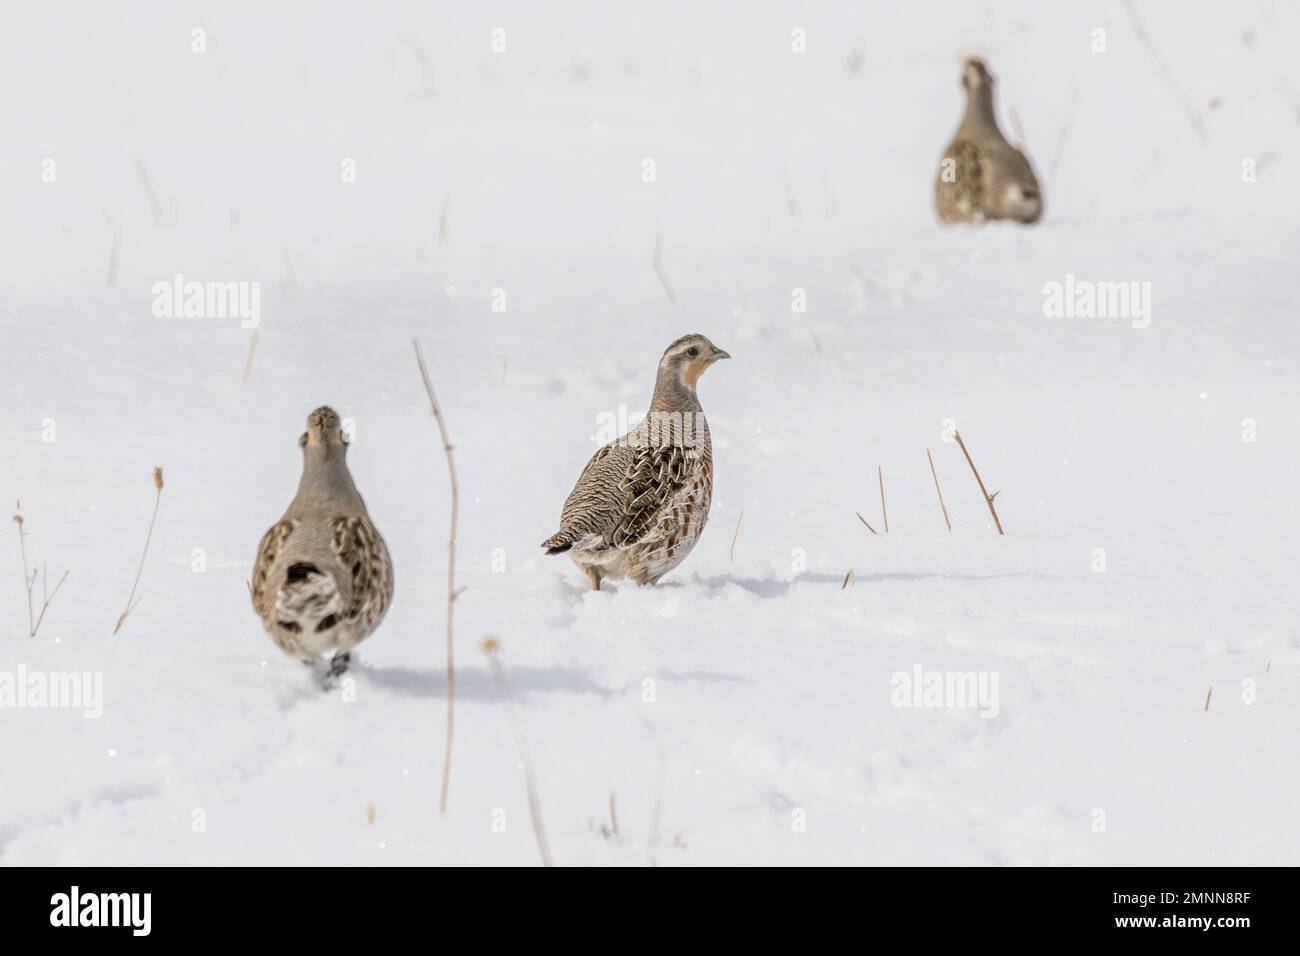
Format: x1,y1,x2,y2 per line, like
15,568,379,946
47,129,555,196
318,651,351,689
328,651,351,678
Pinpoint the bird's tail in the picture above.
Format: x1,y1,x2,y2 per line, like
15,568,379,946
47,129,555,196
274,563,346,636
540,531,574,555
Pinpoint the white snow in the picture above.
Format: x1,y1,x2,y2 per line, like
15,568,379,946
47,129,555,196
1,1,1298,865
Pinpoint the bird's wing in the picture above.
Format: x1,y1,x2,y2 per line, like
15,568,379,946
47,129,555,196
948,139,987,210
545,442,631,549
610,441,695,547
252,519,296,620
550,428,697,551
330,514,392,622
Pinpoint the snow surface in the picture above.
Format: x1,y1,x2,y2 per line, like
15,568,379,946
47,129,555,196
2,2,1298,865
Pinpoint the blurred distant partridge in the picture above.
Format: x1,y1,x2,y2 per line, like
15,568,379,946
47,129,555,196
252,406,393,677
934,57,1043,225
542,333,730,590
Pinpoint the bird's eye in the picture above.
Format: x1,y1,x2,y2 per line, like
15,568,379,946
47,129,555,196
686,346,700,358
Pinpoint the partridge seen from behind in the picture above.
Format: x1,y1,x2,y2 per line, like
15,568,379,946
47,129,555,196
252,406,393,676
934,57,1043,225
542,334,730,590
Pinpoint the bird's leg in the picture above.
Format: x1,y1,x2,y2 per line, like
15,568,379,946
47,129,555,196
585,566,602,591
327,651,351,680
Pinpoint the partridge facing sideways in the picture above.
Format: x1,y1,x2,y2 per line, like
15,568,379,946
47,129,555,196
252,406,393,677
934,57,1043,225
542,333,730,590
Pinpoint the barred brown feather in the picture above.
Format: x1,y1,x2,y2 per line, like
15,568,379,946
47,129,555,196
252,406,393,665
543,335,727,589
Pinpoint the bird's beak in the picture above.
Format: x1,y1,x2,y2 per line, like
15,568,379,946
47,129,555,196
711,347,731,360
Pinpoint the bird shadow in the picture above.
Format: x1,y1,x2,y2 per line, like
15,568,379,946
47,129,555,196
356,662,614,701
355,662,747,701
680,572,845,597
685,570,1058,598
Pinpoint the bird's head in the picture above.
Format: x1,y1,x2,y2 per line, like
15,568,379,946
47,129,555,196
961,57,993,93
659,333,731,390
299,406,349,457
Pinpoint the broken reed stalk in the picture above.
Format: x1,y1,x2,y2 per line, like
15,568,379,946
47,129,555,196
399,33,437,97
781,174,801,218
648,748,666,867
1204,686,1213,712
652,231,677,303
14,514,32,633
14,513,71,638
280,241,295,292
482,638,554,867
877,466,889,533
32,566,69,638
608,792,620,838
841,568,853,590
113,468,164,634
953,431,1003,535
729,510,743,562
1008,106,1027,151
241,331,259,383
854,511,878,535
927,449,952,531
132,158,166,224
1120,0,1206,141
413,338,461,815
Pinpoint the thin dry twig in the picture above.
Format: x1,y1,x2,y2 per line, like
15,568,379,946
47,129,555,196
1008,106,1027,151
132,158,166,224
841,568,854,590
877,466,889,533
953,431,1003,535
729,510,743,562
648,747,666,867
14,514,32,633
242,331,259,384
399,32,436,96
113,468,164,634
32,567,69,637
652,230,677,303
608,792,620,839
854,511,878,535
1121,0,1206,141
781,174,801,219
483,637,554,867
12,511,66,638
413,338,461,814
1204,686,1213,712
927,449,952,531
280,241,295,292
